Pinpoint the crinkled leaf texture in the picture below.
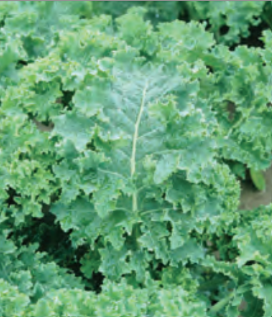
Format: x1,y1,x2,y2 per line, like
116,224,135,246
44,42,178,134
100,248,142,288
48,61,238,283
1,2,272,317
0,277,209,317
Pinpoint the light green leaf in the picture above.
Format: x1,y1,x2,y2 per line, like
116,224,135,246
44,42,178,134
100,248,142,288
250,168,266,191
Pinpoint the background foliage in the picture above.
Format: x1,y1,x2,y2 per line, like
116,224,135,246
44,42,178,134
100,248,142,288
1,1,272,316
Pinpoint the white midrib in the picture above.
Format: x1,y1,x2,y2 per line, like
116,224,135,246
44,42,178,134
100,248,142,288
131,82,148,212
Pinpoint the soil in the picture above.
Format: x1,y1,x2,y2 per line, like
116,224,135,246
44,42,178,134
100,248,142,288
239,164,272,210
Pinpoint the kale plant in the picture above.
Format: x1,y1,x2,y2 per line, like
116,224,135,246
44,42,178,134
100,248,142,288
0,2,272,316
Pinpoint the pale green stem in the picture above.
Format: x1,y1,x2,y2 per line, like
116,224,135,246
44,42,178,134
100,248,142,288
131,82,148,212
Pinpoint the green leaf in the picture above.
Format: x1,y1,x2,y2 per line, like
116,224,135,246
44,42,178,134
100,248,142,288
250,168,266,191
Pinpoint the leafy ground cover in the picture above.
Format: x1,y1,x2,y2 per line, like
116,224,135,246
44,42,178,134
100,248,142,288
0,1,272,316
